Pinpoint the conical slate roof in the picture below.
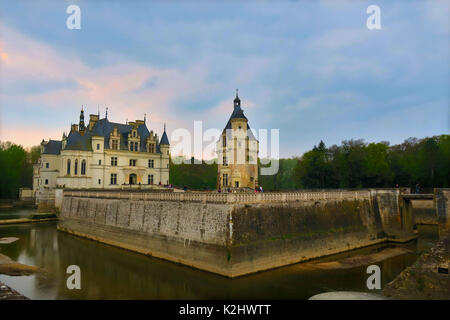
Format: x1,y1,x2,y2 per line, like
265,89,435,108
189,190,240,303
221,92,257,141
160,125,170,145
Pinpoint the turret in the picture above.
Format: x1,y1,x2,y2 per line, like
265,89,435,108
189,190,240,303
62,132,67,150
159,123,170,157
216,90,259,189
234,88,241,110
79,106,86,135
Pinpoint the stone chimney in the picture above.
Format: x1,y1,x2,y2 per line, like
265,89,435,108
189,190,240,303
89,114,99,130
71,124,79,133
40,139,47,153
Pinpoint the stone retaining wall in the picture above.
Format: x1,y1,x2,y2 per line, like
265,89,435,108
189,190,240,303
58,189,415,277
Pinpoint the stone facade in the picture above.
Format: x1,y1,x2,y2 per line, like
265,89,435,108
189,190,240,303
216,91,259,189
33,109,170,203
58,188,416,277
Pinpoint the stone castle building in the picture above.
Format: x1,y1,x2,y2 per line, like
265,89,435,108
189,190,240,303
33,108,170,199
216,91,259,189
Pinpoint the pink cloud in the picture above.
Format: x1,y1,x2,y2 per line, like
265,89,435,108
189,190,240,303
0,23,214,143
0,124,66,148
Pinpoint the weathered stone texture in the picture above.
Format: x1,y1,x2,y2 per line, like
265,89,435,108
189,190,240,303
59,190,408,277
435,189,450,238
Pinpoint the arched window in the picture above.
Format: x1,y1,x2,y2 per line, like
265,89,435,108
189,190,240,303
74,159,78,175
67,159,71,175
81,160,86,175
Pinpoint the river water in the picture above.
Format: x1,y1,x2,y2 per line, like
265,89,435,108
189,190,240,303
0,208,439,299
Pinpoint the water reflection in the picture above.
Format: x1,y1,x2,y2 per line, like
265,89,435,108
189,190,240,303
0,208,33,220
0,217,439,300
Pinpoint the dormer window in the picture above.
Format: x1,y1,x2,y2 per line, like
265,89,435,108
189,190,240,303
110,126,121,150
129,141,139,152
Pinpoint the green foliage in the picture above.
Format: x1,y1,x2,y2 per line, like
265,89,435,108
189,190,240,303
169,156,217,190
259,158,298,190
0,141,39,199
291,140,332,189
1,134,448,197
291,135,449,190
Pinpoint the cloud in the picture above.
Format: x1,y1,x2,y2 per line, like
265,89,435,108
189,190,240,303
308,28,371,50
0,23,216,146
0,0,448,156
0,124,65,148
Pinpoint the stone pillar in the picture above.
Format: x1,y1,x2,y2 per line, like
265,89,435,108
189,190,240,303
370,189,416,242
54,188,64,212
435,188,450,239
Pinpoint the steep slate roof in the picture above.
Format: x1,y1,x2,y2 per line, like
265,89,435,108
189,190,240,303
42,140,62,155
65,117,166,153
160,130,170,145
65,131,92,151
222,104,257,141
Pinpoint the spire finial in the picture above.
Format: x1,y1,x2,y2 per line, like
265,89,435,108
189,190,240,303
81,105,83,111
164,123,166,132
233,88,241,109
98,105,100,117
105,107,108,119
144,113,146,123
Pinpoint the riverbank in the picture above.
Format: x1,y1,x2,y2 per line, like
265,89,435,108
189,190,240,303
0,199,36,210
0,252,41,276
0,213,57,225
0,281,28,300
382,234,450,299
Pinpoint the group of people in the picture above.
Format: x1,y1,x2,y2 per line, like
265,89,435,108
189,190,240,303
254,186,263,192
395,183,421,194
216,186,264,193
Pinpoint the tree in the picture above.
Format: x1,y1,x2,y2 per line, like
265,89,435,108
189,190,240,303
0,142,28,198
289,134,449,190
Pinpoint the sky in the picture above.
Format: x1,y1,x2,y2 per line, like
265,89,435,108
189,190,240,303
0,0,448,158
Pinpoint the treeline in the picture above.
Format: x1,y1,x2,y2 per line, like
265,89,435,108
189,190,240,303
258,158,298,190
2,135,448,196
261,134,449,191
169,157,217,190
0,142,40,199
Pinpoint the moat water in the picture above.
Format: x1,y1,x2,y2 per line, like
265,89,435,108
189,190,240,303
0,208,439,299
